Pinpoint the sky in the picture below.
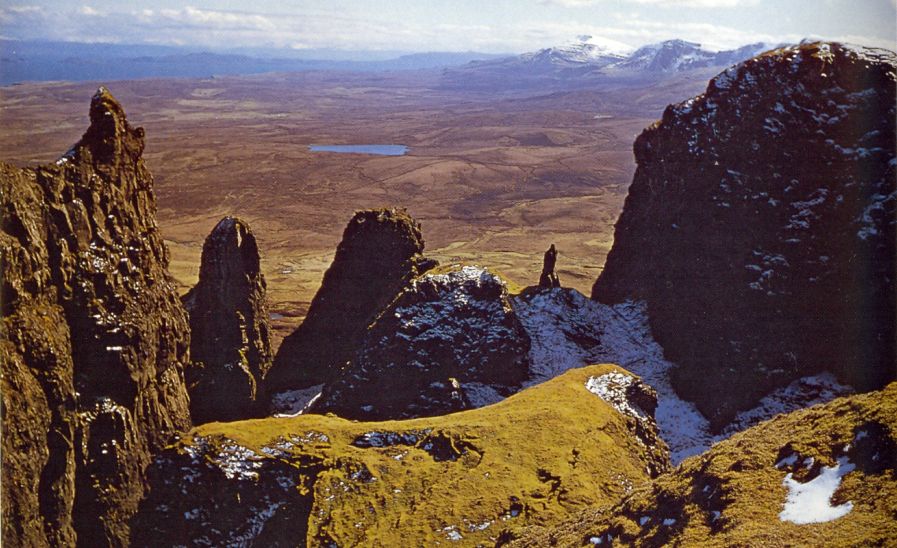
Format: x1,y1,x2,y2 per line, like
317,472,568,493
0,0,894,54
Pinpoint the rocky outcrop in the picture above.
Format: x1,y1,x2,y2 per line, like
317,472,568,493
0,88,193,546
267,208,434,393
593,42,896,429
309,265,531,420
131,365,669,547
538,244,560,288
182,216,273,424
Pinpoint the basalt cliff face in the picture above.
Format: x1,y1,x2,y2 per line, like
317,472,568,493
182,216,273,423
0,89,193,546
267,208,434,393
593,42,896,429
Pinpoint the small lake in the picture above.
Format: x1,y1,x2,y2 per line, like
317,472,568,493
308,144,408,156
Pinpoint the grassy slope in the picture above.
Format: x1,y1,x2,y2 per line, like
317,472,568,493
514,382,897,547
191,364,668,546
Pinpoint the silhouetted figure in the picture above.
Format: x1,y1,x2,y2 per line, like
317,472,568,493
539,244,561,288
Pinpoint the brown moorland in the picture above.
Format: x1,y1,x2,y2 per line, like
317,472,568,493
0,68,712,346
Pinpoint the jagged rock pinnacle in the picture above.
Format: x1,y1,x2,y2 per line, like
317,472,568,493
539,243,561,288
267,208,435,394
183,216,273,423
76,86,146,172
1,90,192,546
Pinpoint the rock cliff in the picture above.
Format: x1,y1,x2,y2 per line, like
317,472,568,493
309,265,532,420
267,208,434,393
182,216,273,423
593,42,896,429
0,88,193,546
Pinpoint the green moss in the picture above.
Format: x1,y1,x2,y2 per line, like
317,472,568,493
514,383,897,547
188,364,667,545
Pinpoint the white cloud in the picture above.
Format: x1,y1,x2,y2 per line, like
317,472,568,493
0,5,43,25
0,3,891,55
4,5,42,14
628,0,759,7
538,0,601,6
539,0,758,7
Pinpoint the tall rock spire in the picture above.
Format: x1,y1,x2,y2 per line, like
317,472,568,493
183,216,273,423
1,88,193,546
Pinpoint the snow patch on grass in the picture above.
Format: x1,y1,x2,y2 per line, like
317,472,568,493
780,456,855,524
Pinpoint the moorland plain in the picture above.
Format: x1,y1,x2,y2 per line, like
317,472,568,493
0,68,712,345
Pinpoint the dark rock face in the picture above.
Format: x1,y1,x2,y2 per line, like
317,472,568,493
593,43,896,429
130,435,319,547
310,265,531,420
267,208,433,392
182,216,273,424
0,88,193,546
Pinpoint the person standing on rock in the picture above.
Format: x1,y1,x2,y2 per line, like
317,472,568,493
539,244,561,288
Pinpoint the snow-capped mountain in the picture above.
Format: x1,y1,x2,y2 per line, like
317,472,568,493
610,39,770,73
442,37,775,91
518,35,633,68
519,43,625,68
458,36,631,77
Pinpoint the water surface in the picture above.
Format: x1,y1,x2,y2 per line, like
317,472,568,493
308,144,408,156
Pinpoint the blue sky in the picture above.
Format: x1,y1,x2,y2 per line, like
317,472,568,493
1,0,894,53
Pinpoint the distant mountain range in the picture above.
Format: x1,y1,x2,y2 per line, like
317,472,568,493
0,40,506,85
441,39,775,91
610,39,770,73
0,38,776,87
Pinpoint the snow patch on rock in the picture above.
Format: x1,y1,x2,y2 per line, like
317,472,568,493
515,289,711,463
462,382,506,407
720,373,853,437
585,372,648,421
271,384,325,417
515,288,854,463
